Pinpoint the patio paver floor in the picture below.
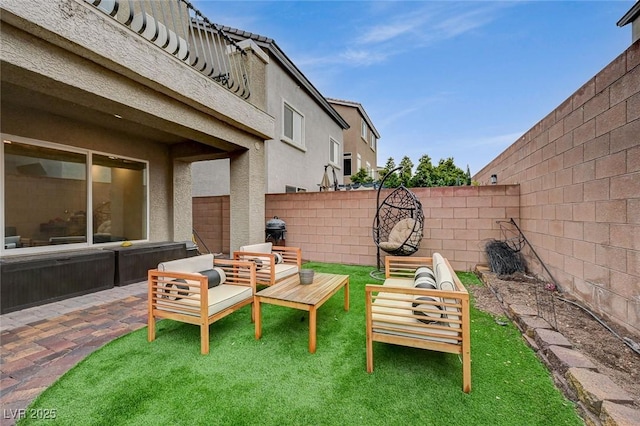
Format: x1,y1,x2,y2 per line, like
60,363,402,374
0,282,147,425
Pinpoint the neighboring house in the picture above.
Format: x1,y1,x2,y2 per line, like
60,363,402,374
617,0,640,43
1,0,273,309
192,26,349,196
327,98,381,185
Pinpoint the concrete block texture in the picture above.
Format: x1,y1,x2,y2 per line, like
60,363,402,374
474,40,640,336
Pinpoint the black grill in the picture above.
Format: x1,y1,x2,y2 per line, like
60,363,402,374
265,216,286,245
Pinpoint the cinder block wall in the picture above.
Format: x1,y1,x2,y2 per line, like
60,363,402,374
193,196,229,254
475,41,639,334
193,184,519,272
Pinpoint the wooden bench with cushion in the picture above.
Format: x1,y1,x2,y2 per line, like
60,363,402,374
148,254,256,354
365,253,471,393
233,242,302,286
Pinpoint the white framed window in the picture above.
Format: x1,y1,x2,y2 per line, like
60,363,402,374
370,133,376,151
361,119,367,141
282,100,305,149
2,134,148,253
357,153,362,172
343,152,352,176
366,161,371,178
329,138,340,166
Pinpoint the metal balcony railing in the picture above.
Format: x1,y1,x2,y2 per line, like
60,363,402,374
84,0,250,99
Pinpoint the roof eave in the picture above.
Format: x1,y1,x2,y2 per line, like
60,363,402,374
220,26,349,130
327,98,380,139
617,1,640,27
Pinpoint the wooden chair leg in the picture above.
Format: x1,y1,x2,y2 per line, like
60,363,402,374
148,314,156,342
462,349,471,393
366,332,374,373
201,323,209,355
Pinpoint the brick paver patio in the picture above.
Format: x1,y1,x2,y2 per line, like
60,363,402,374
0,282,147,425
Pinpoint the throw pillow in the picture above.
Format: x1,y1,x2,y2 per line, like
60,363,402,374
164,279,189,301
199,267,227,289
415,278,436,290
412,296,443,324
274,252,283,264
251,257,264,270
414,266,435,281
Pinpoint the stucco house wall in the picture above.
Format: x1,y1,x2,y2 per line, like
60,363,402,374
2,0,274,256
328,99,380,184
475,40,640,334
192,29,347,197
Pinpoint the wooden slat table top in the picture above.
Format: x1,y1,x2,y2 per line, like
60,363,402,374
256,272,349,306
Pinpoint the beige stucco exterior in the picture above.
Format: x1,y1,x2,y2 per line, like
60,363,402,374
192,31,347,200
327,99,380,184
1,0,274,254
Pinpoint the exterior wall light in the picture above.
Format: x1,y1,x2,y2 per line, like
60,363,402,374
490,174,497,185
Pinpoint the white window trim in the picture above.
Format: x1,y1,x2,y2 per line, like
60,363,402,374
361,119,367,141
329,137,341,168
1,133,149,255
281,99,306,151
343,152,352,176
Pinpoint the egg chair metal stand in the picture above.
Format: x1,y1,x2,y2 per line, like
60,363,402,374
372,167,425,273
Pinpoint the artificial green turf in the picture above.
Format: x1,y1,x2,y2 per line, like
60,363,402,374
21,263,581,425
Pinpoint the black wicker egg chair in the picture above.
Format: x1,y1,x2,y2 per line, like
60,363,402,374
372,167,425,272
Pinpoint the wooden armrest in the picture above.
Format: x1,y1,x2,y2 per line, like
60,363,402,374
385,256,433,279
213,258,257,291
272,246,302,266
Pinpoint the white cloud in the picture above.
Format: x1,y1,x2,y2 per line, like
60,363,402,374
357,20,422,44
339,49,390,66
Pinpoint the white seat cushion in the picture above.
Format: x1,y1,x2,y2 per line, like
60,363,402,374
372,295,460,344
371,276,460,343
273,264,298,281
157,284,252,317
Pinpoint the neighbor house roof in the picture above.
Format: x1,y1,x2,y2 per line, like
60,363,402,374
326,97,380,139
617,0,640,27
220,26,349,130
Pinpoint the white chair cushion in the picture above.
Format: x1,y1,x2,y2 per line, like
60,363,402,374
433,252,461,329
157,284,252,317
239,242,272,254
274,264,298,281
372,294,460,344
158,254,214,273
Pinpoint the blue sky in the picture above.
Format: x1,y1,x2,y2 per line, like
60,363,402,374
196,0,635,176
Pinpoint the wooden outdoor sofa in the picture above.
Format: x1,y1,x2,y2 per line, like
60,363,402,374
233,242,302,286
365,253,471,393
147,254,256,354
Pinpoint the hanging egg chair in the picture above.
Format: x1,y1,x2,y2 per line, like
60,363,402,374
372,167,425,270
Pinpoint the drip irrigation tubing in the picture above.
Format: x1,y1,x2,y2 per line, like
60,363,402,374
556,296,640,356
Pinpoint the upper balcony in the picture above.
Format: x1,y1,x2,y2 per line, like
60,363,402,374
83,0,251,100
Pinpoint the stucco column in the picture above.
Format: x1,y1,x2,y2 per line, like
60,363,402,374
173,160,192,242
237,39,269,112
229,142,265,251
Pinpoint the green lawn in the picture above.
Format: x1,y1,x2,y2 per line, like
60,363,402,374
21,263,581,425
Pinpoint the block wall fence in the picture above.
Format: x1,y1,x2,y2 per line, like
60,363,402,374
193,184,519,272
475,40,640,335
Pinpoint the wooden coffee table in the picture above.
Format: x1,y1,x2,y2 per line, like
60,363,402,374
254,272,349,353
